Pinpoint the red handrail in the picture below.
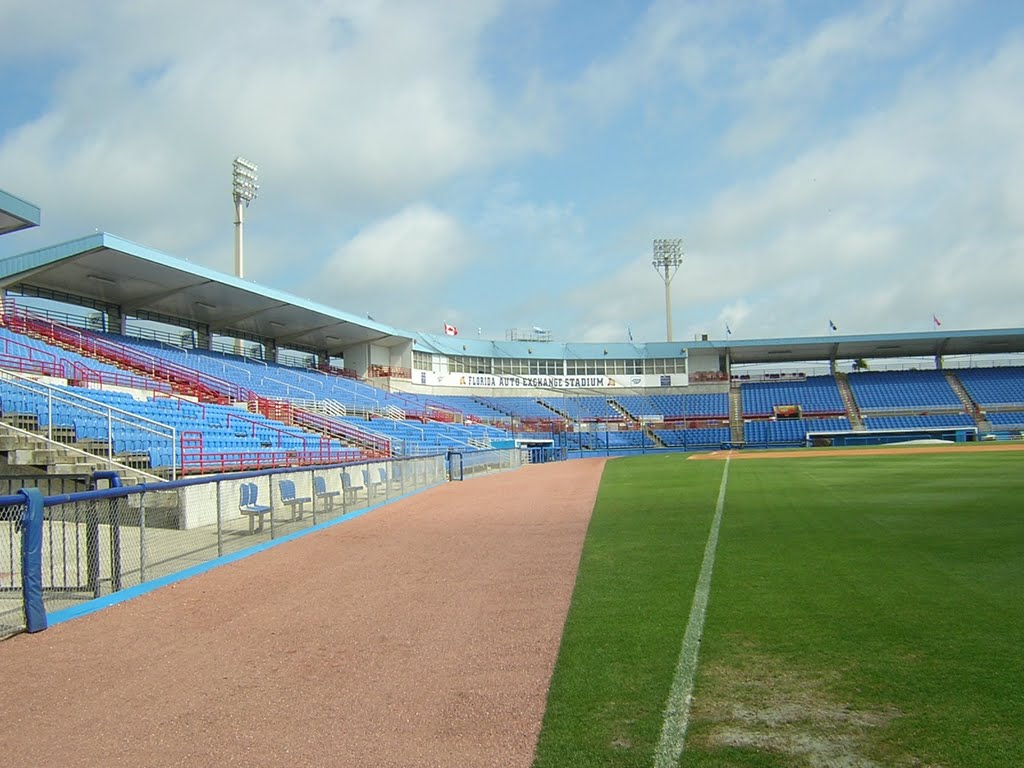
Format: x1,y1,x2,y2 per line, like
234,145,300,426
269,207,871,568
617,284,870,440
179,430,366,475
0,354,61,377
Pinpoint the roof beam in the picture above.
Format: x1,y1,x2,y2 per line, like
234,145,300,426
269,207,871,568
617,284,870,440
208,301,293,330
125,279,216,311
271,320,354,345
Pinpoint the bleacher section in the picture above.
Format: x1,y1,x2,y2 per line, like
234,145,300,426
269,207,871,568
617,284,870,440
435,396,513,424
744,417,851,445
3,303,1023,463
845,370,962,411
0,326,169,392
98,335,436,416
567,430,649,451
617,393,728,420
0,378,356,471
653,426,732,448
956,367,1024,406
540,396,619,420
987,411,1024,427
476,396,560,422
351,416,509,456
0,319,511,467
861,413,975,430
741,376,845,416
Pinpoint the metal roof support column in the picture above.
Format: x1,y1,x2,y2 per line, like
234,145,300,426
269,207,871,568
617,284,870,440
105,306,126,335
935,337,949,370
196,325,212,351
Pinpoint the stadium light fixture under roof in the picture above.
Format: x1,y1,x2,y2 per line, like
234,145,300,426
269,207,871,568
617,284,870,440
652,238,684,342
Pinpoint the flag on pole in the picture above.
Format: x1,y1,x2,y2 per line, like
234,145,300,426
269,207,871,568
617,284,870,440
932,314,941,327
726,323,732,337
829,319,838,331
443,322,458,336
627,326,634,342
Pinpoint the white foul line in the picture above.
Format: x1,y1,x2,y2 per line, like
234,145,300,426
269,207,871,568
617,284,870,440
653,456,731,768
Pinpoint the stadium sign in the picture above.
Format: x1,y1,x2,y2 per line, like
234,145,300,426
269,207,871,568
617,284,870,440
415,371,688,389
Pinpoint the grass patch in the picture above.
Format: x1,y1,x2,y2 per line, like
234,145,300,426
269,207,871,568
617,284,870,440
533,451,1024,767
531,454,727,767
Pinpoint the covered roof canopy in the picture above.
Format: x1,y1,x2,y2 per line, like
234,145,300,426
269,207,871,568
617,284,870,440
0,231,1021,367
0,233,410,356
0,188,41,237
690,328,1024,366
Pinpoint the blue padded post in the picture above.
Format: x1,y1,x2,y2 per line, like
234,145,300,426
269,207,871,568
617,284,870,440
91,470,123,488
18,487,47,633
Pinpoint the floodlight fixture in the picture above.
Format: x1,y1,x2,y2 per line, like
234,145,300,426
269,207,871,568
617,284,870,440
652,238,684,341
232,156,259,206
232,156,258,282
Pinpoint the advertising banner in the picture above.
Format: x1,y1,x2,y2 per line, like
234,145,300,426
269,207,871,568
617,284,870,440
413,371,688,389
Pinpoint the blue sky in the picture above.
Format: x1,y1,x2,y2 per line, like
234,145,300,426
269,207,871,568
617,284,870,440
1,0,1022,344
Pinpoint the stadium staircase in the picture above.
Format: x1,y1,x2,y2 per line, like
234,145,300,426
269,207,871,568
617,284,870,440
0,420,160,485
609,399,641,426
609,399,632,421
834,372,865,430
944,370,990,430
728,384,744,444
645,425,667,448
607,399,664,447
540,400,572,422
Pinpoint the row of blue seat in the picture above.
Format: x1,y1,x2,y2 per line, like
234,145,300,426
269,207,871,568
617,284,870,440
847,370,962,410
956,367,1024,406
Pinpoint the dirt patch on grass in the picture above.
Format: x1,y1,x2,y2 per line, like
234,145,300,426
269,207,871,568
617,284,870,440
688,651,944,767
689,442,1024,461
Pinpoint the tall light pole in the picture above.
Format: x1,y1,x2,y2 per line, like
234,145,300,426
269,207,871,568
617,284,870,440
232,156,259,280
232,157,258,357
652,238,683,341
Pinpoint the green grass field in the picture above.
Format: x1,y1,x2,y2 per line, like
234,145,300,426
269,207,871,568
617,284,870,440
531,449,1024,767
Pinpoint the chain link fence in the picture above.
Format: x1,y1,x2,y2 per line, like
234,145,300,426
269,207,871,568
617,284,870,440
2,448,528,637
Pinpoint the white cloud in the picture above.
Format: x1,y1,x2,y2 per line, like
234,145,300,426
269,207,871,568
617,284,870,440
0,0,549,258
570,0,732,119
316,203,472,325
722,0,960,155
564,33,1024,341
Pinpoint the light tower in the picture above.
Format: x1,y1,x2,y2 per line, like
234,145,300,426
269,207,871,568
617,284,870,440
652,238,683,341
232,156,259,279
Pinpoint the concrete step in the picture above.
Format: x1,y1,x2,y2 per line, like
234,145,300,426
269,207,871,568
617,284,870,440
50,462,101,475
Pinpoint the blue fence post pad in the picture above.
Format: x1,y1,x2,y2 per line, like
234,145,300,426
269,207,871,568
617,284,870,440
18,487,47,633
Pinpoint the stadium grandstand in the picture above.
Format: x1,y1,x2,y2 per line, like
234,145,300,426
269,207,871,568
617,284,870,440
0,205,1023,480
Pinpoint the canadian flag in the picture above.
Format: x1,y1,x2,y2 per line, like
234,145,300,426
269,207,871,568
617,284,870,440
443,323,459,336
